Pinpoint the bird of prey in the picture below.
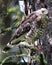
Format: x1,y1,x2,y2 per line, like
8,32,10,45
7,8,48,45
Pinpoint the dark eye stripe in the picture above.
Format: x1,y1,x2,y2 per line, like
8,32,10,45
42,11,44,13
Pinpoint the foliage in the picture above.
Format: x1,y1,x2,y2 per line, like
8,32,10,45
0,5,23,34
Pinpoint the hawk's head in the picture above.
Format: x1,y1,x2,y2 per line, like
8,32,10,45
35,8,48,21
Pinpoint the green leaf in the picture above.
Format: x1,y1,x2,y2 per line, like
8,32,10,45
7,8,13,13
11,34,26,45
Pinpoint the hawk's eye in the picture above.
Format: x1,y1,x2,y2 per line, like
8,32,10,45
42,11,44,13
